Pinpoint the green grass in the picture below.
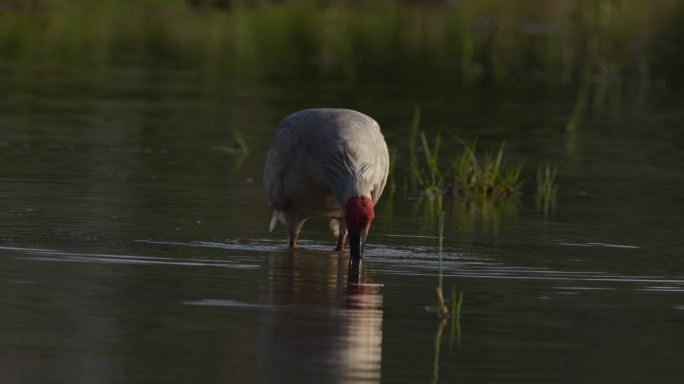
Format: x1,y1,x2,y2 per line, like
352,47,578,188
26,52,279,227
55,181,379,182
231,129,249,154
450,141,522,199
214,129,249,155
437,211,445,291
213,129,249,171
406,112,523,202
419,131,444,202
435,210,448,317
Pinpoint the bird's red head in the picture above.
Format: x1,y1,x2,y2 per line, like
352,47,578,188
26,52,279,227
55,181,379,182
345,196,374,234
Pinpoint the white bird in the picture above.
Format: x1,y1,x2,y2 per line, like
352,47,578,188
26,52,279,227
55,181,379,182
264,108,390,258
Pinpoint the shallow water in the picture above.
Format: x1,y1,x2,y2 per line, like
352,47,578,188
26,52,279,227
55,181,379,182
3,3,684,382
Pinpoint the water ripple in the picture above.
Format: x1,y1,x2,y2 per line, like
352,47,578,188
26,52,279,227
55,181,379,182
0,245,259,269
134,239,684,286
184,299,275,309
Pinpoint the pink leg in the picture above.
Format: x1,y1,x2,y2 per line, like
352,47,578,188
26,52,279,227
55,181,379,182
286,216,305,249
334,219,347,251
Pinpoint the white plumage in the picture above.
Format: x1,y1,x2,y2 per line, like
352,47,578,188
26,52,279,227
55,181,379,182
263,108,390,258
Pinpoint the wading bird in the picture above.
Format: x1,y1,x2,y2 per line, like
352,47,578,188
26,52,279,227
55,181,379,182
264,109,390,258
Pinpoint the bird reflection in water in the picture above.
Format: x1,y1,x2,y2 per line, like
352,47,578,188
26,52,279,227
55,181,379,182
259,251,383,383
337,258,383,382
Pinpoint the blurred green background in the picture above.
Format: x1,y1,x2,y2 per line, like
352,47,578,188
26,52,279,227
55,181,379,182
2,0,682,103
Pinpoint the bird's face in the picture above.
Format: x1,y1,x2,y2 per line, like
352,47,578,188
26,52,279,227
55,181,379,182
345,196,374,259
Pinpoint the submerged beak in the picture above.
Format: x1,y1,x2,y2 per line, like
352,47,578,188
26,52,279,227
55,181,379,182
349,228,364,259
347,258,362,284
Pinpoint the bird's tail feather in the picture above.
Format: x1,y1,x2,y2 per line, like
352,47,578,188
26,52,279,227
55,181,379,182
269,210,283,232
329,219,340,238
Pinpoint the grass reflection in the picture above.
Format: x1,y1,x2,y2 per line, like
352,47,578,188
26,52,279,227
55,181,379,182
536,165,559,217
409,195,519,235
430,210,464,383
431,316,448,384
430,288,464,384
449,288,464,352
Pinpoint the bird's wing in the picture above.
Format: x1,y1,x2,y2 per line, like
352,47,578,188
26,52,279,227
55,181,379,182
360,120,390,205
265,109,390,212
263,123,297,210
371,135,390,205
325,110,390,205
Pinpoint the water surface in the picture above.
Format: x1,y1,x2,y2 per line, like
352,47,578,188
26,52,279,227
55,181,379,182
2,2,684,383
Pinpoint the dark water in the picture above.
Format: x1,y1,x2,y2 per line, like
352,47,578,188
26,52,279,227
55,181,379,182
3,4,684,383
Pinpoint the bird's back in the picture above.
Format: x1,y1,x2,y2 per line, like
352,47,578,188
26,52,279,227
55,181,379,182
264,109,389,217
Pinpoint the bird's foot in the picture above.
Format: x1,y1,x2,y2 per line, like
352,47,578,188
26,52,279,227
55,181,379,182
335,237,346,252
334,239,345,251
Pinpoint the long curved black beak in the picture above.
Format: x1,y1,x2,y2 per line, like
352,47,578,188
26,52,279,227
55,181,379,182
349,229,364,259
